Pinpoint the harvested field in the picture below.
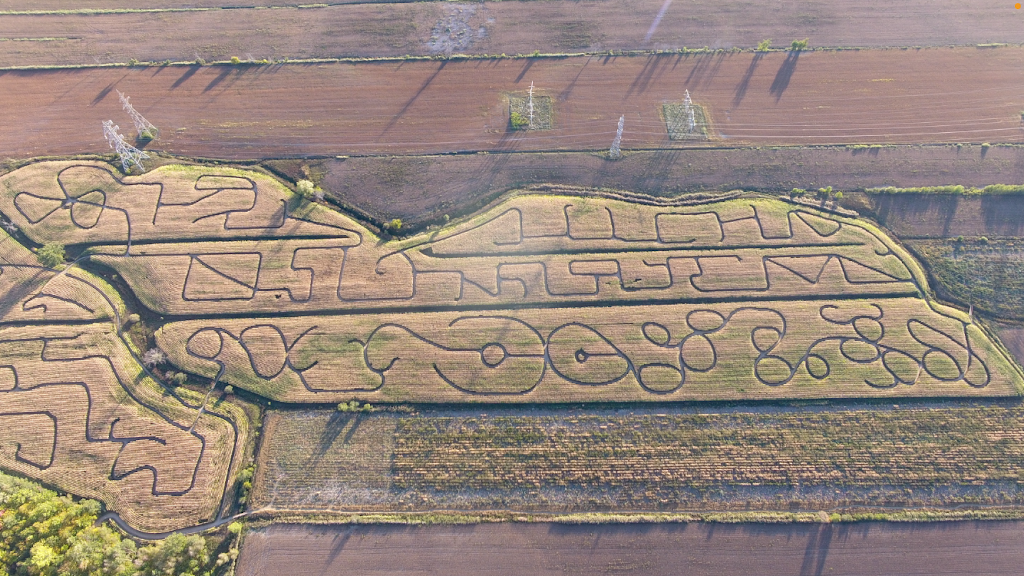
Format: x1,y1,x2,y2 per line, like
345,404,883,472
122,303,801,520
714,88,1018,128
1,48,1022,160
906,238,1024,319
252,405,1024,514
2,0,1023,68
305,145,1024,226
0,323,247,533
157,297,1021,403
237,521,1024,576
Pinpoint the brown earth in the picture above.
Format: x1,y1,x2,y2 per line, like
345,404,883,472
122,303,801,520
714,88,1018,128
2,1,1023,68
996,325,1024,367
872,194,1024,238
238,521,1024,576
290,145,1024,225
1,47,1021,161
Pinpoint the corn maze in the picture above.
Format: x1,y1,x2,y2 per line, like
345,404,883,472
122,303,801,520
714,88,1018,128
1,161,1020,406
1,160,1022,530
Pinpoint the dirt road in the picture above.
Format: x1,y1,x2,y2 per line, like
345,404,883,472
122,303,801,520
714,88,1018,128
237,521,1024,576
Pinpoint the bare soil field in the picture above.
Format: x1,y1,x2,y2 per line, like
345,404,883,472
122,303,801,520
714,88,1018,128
299,145,1024,225
1,1,1022,68
1,47,1021,160
251,405,1024,516
872,193,1024,239
238,521,1024,576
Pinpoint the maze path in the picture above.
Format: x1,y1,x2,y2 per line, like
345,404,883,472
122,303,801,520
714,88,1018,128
88,196,916,315
0,324,241,532
0,161,360,247
0,229,123,324
157,298,1021,403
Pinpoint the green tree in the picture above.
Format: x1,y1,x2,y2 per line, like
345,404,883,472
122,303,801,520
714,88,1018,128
791,38,809,51
756,38,771,51
35,242,65,268
136,533,209,576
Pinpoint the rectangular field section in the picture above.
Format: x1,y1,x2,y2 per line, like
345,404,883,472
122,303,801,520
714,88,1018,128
253,405,1024,515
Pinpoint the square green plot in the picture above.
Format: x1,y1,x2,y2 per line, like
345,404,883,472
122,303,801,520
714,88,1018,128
508,94,553,131
663,101,710,140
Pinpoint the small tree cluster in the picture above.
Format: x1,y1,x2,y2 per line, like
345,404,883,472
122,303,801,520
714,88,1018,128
791,38,809,51
35,242,65,268
757,38,772,51
295,179,324,201
337,400,374,413
0,471,215,576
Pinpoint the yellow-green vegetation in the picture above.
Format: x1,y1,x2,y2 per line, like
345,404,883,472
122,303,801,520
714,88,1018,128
908,238,1024,319
252,405,1024,515
508,94,553,130
0,471,223,576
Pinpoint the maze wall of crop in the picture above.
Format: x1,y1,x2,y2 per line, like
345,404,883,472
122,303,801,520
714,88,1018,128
0,324,243,533
2,161,1020,405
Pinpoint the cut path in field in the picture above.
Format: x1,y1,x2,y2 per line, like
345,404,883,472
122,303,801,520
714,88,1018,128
1,0,1022,68
238,521,1024,576
1,47,1021,160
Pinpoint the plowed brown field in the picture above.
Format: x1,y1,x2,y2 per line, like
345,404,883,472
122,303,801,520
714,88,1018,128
238,522,1024,576
0,47,1021,160
1,1,1022,67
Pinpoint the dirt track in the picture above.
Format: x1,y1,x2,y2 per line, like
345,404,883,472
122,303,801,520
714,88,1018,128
1,47,1021,160
1,1,1022,67
238,521,1024,576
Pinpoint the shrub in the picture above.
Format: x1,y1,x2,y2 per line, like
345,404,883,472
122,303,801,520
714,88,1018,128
834,191,843,200
756,39,771,51
127,58,139,67
388,218,403,231
791,38,809,51
790,188,806,197
125,313,141,325
510,111,529,130
230,56,241,64
195,57,206,66
36,242,65,268
171,372,188,386
224,385,234,394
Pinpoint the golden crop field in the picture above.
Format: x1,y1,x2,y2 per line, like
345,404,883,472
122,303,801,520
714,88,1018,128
0,323,246,533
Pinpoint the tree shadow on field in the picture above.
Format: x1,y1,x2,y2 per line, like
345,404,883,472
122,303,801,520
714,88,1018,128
307,412,360,469
171,64,203,89
381,61,447,135
798,523,833,576
733,53,763,107
769,51,800,102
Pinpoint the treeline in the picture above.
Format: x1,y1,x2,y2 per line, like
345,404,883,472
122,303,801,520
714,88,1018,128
867,184,1024,195
0,472,232,576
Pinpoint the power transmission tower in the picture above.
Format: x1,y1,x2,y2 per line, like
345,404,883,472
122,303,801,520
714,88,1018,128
609,115,624,159
528,81,535,128
117,90,158,140
102,120,149,172
683,89,695,133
